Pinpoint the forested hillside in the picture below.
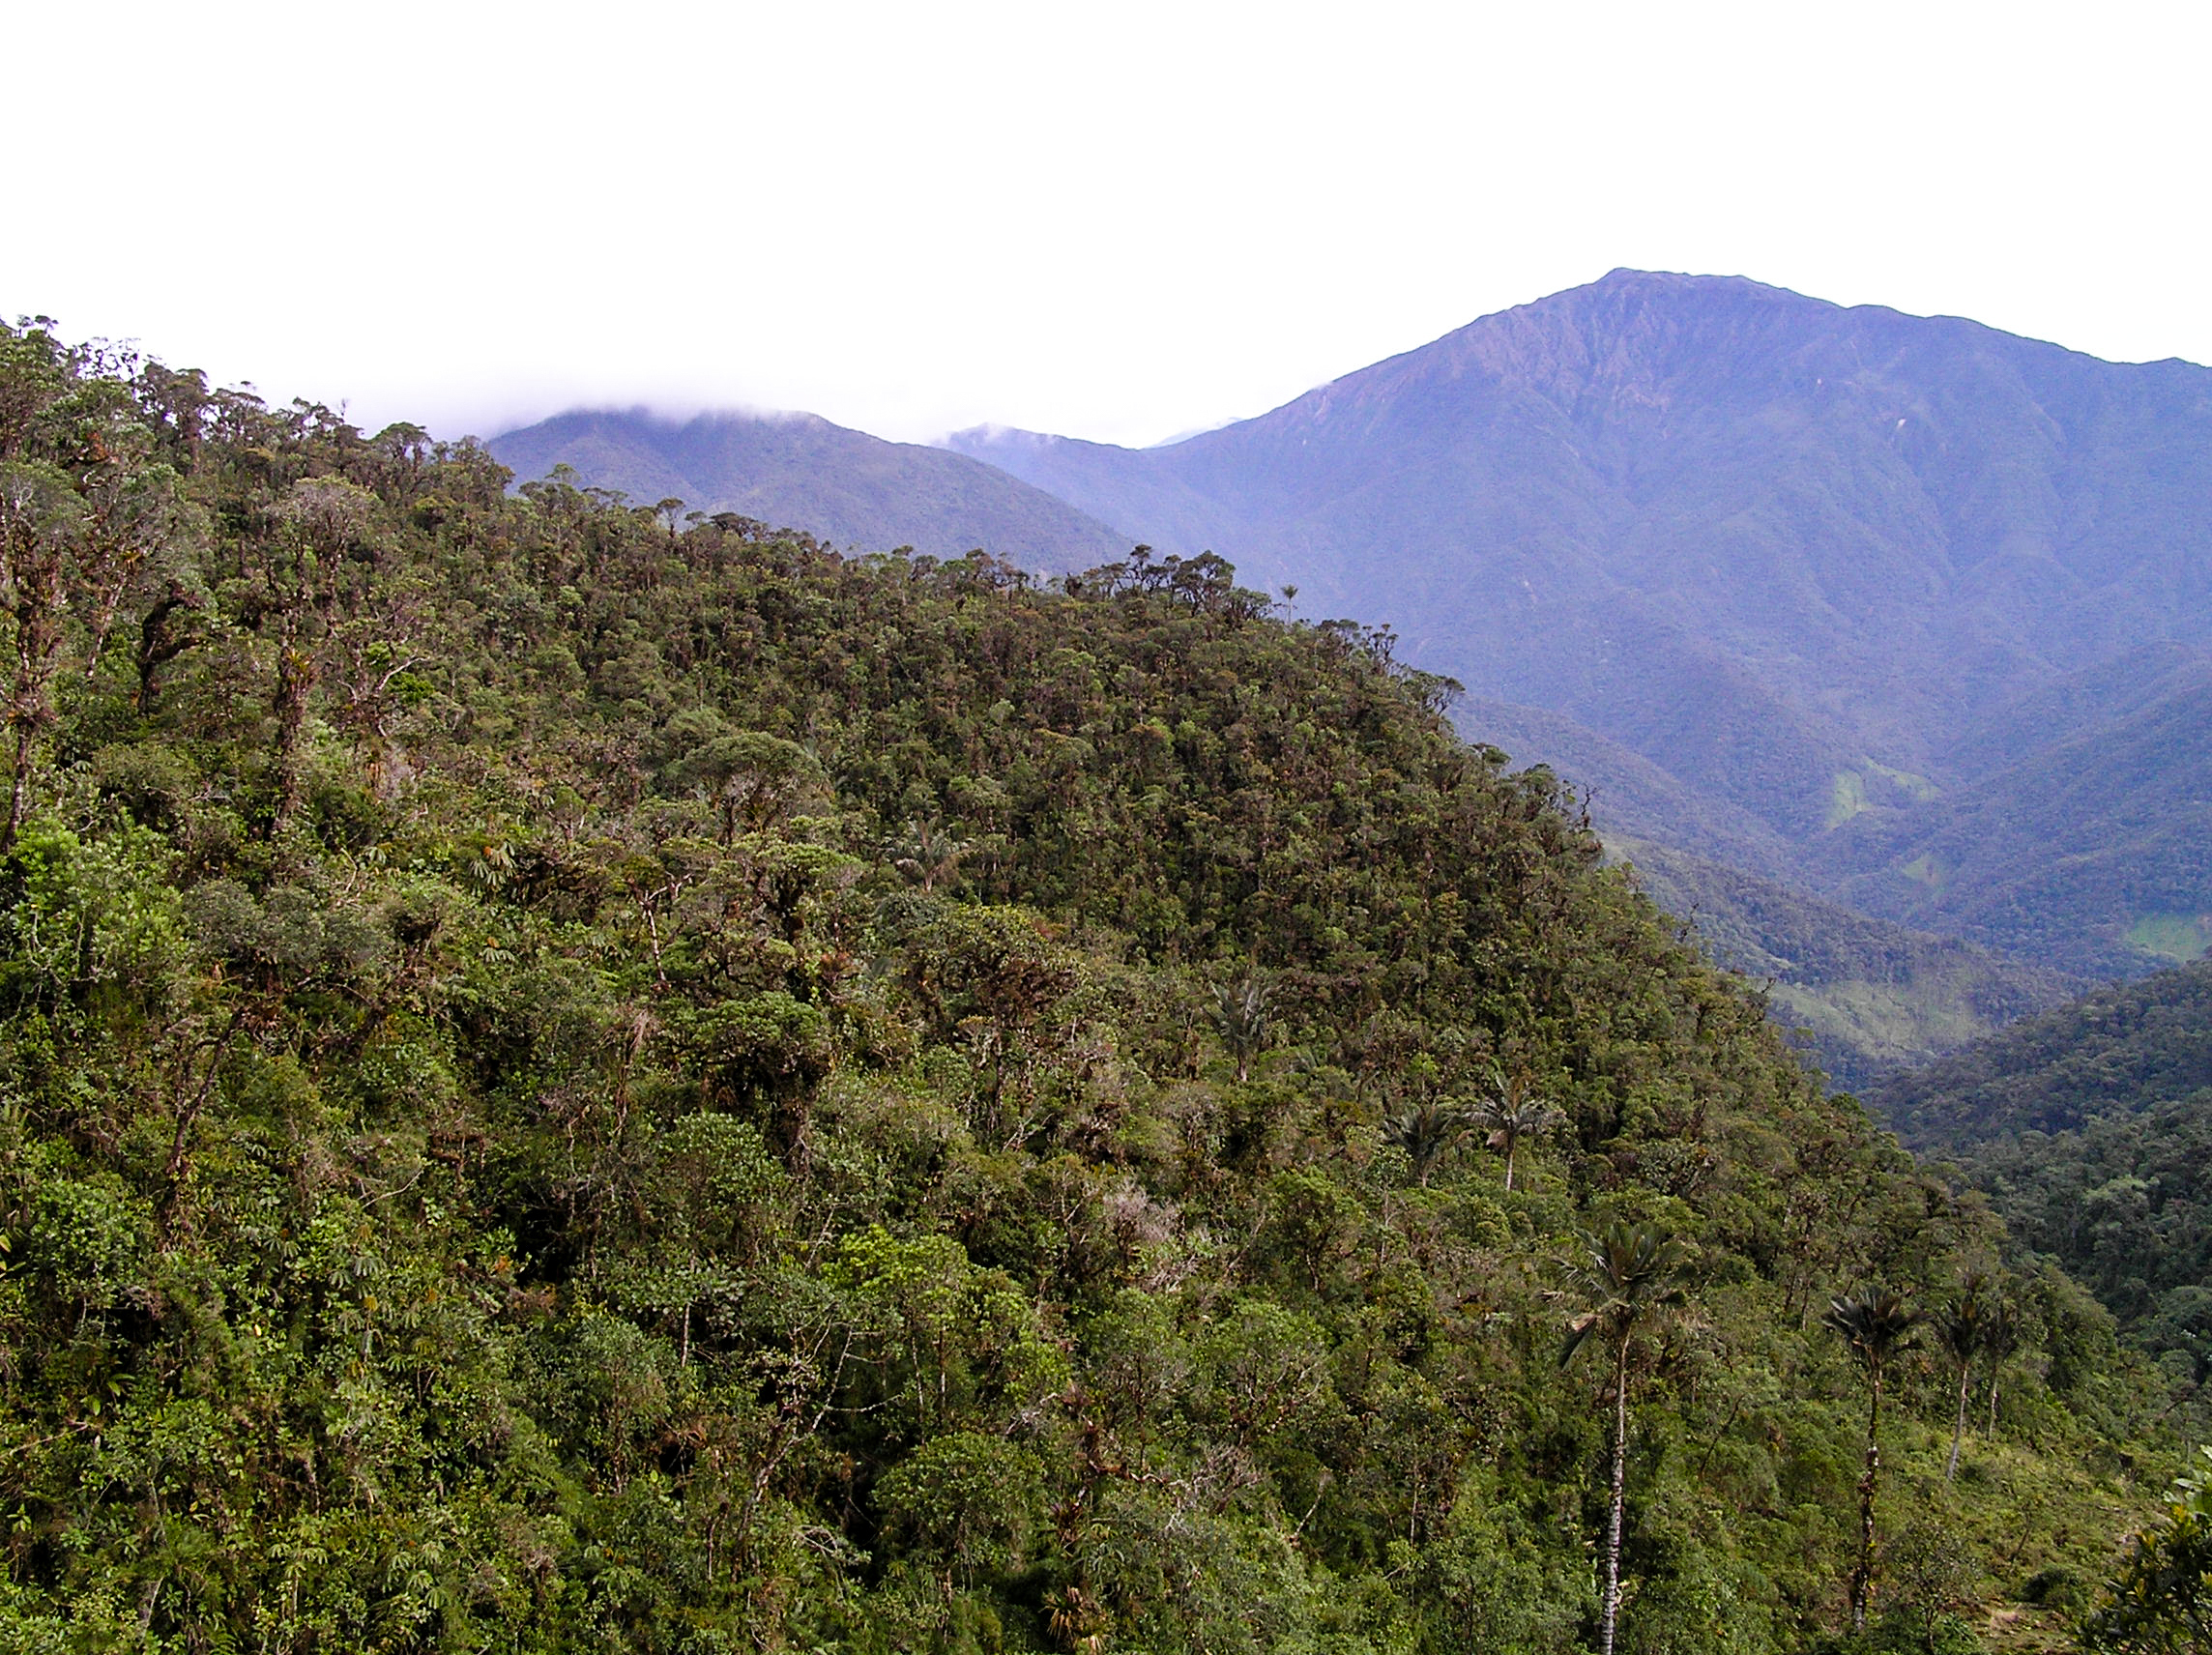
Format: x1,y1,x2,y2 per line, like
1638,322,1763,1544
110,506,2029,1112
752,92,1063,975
0,320,2183,1653
1874,964,2212,1393
952,271,2212,981
1611,840,2079,1092
1831,673,2212,977
1875,964,2212,1149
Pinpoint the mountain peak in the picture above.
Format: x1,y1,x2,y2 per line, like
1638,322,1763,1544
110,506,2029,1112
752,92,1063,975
1403,269,1857,409
961,273,2212,982
1584,266,1797,296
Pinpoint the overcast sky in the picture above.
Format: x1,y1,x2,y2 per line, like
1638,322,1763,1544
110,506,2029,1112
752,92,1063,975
9,0,2207,448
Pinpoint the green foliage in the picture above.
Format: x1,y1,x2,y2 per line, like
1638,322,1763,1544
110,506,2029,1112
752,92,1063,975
2081,1447,2212,1653
0,318,2178,1655
1877,962,2212,1403
1875,962,2212,1148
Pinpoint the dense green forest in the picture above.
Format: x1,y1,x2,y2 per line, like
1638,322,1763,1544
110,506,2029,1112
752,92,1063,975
0,319,2192,1654
1875,964,2212,1395
1873,966,2212,1150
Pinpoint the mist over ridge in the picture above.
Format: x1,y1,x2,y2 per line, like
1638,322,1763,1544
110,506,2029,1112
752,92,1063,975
490,405,1128,568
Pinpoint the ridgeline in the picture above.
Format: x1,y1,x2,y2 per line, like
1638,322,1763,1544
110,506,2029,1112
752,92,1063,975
0,321,2186,1653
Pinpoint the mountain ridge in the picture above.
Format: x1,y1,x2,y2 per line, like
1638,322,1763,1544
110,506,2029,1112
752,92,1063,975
489,405,1132,566
484,273,2212,1011
951,270,2212,976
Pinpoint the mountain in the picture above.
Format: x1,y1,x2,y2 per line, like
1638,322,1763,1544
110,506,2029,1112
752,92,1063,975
1832,659,2212,975
951,271,2212,974
489,407,1131,566
1934,641,2212,782
1457,694,1806,881
5,318,2182,1651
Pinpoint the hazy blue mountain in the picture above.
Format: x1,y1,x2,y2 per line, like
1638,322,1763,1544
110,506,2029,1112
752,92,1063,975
1456,696,1804,879
952,271,2212,973
945,426,1236,560
1933,642,2212,781
1831,664,2212,974
490,408,1131,567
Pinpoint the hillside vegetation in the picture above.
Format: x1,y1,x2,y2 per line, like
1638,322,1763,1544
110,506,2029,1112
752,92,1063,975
951,271,2212,979
1611,840,2079,1093
1874,964,2212,1391
1873,964,2212,1149
0,320,2182,1654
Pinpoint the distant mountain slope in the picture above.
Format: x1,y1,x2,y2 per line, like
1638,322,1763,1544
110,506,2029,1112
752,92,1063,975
945,427,1240,563
1872,962,2212,1379
1831,666,2212,975
1464,700,2082,1086
951,271,2212,970
1613,837,2080,1092
1872,959,2212,1148
1458,696,1803,879
491,408,1131,567
1934,643,2212,782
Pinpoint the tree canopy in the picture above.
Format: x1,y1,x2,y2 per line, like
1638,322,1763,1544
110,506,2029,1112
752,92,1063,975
0,318,2184,1654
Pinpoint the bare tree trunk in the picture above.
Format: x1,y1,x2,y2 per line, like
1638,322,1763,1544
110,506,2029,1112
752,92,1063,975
134,590,197,711
2,580,62,851
1603,1332,1629,1655
0,471,73,851
1850,1363,1882,1633
4,713,44,849
1946,1361,1971,1480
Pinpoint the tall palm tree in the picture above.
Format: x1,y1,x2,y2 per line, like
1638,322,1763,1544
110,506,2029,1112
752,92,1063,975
1936,1278,1992,1481
888,819,970,892
1561,1221,1694,1655
1382,1098,1467,1186
1475,1072,1560,1192
1824,1288,1924,1632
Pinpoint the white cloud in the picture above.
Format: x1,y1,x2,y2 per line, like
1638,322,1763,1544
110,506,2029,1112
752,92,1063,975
9,0,2207,447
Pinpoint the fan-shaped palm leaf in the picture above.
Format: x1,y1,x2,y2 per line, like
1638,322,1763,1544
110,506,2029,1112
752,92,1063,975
1825,1288,1924,1631
1474,1074,1560,1192
1560,1222,1695,1655
1381,1098,1467,1185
